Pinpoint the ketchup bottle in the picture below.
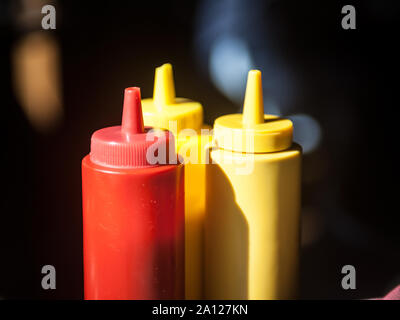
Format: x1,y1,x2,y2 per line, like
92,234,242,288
82,87,184,300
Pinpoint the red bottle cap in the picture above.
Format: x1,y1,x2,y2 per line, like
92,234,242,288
90,87,174,168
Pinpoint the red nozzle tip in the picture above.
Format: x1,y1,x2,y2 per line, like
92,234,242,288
121,87,144,134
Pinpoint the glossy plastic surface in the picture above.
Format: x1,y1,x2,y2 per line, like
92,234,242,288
82,157,184,299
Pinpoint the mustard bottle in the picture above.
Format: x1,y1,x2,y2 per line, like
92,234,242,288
204,70,302,300
142,64,211,299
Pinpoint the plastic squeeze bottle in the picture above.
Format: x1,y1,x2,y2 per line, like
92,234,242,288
204,70,301,300
82,87,184,300
142,63,211,299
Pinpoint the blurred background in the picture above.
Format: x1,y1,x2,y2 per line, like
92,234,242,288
1,0,400,299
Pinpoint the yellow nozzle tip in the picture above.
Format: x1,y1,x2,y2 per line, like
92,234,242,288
142,63,204,135
153,63,176,107
242,69,264,126
213,69,293,153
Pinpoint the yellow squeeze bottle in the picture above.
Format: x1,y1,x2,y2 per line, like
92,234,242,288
204,70,301,299
142,64,211,299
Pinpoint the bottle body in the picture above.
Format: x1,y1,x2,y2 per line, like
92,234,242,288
204,144,301,300
141,63,209,299
82,155,184,300
177,131,212,299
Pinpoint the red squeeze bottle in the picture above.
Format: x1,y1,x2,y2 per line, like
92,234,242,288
82,87,184,300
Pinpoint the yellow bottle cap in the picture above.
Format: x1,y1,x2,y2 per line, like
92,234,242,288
213,70,293,153
141,63,204,136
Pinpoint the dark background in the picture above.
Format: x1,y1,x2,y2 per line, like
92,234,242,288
1,0,399,299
